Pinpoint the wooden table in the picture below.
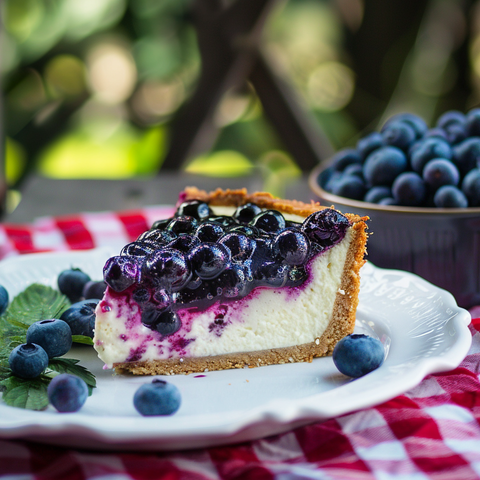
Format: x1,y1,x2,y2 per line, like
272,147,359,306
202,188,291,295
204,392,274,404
5,173,315,223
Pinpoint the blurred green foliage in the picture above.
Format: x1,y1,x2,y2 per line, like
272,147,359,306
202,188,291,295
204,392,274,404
2,0,480,196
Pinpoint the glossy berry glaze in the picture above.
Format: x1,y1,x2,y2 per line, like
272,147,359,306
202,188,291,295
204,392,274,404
98,200,351,362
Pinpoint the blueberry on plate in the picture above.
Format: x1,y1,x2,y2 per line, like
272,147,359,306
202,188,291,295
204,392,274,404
0,285,8,315
60,299,100,338
26,319,72,358
9,343,49,379
133,379,181,416
58,268,91,303
47,373,88,413
82,280,107,300
333,334,384,378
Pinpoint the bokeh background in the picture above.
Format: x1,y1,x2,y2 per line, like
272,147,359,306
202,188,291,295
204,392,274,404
2,0,480,208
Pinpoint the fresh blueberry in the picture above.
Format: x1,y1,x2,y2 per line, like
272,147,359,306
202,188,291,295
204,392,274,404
318,167,342,192
26,319,72,358
436,109,466,130
47,373,88,413
363,186,392,204
423,128,448,140
133,379,181,416
331,175,366,200
195,222,224,242
60,299,100,338
250,210,286,233
383,113,428,139
188,243,231,280
273,229,310,265
410,137,452,174
143,249,191,291
333,334,384,378
137,229,177,245
443,123,467,145
379,197,396,206
82,280,107,300
434,185,468,208
150,218,171,231
233,203,262,223
381,122,416,151
58,269,91,303
175,200,213,221
452,137,480,176
0,285,8,315
121,241,156,257
9,343,49,379
218,233,254,262
343,163,364,178
356,131,384,159
103,256,141,292
166,216,198,235
423,159,460,190
166,234,201,254
392,172,427,206
466,108,480,137
331,148,363,171
363,146,407,186
462,168,480,206
301,209,350,247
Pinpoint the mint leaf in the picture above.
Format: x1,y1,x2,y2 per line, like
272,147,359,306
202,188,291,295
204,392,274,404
47,358,96,395
3,284,71,330
0,376,50,410
72,335,94,346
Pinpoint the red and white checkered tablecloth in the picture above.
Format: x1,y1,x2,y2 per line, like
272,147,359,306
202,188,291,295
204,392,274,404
1,207,479,480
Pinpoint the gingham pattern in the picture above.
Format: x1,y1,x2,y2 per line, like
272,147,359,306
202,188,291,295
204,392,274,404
0,208,479,479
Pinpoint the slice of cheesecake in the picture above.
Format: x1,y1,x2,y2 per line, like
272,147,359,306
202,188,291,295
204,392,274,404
93,188,368,375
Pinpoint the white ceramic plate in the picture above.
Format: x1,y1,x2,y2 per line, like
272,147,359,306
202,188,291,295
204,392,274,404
0,248,472,451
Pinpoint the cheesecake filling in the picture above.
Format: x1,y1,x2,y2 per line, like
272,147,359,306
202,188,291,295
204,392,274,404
94,229,353,368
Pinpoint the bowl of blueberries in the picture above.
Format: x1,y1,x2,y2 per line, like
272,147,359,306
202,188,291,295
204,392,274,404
309,109,480,309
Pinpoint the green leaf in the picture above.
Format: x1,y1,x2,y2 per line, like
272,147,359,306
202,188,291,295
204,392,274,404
0,376,50,410
47,357,96,394
72,335,94,346
3,284,70,330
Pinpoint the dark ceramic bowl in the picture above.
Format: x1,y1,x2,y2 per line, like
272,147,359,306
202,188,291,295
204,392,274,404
309,163,480,309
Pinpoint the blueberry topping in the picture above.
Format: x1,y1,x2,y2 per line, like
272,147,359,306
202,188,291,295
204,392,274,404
121,241,156,257
333,334,384,378
273,229,310,265
250,210,286,233
233,203,262,223
104,256,142,292
218,233,254,261
150,218,171,230
195,222,224,242
166,216,198,235
137,229,177,245
47,373,88,412
26,319,72,358
301,209,350,247
189,243,231,280
207,215,238,228
133,379,181,416
152,289,171,310
9,343,49,379
132,287,151,304
0,285,8,316
175,199,212,221
58,269,91,303
143,249,191,291
166,234,201,253
154,310,181,336
228,224,260,237
60,299,100,338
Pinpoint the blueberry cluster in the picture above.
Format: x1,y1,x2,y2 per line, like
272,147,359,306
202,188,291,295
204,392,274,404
103,199,351,335
319,110,480,208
